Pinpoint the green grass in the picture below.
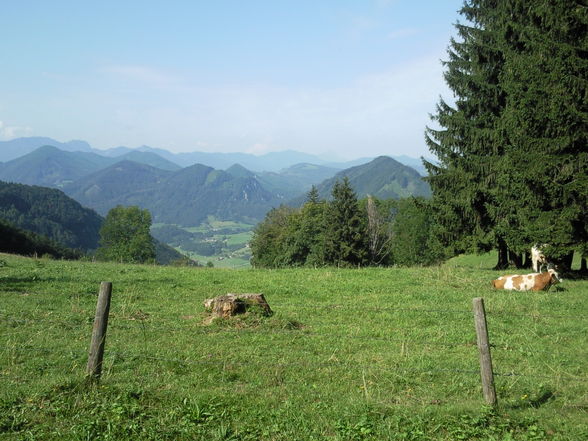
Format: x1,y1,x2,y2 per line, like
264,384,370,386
224,231,253,247
0,253,586,440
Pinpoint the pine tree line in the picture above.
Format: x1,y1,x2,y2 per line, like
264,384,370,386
425,0,587,269
250,178,442,268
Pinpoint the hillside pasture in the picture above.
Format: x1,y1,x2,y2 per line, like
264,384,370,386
0,253,586,440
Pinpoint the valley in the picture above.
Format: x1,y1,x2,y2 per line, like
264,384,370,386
151,218,254,268
0,138,432,266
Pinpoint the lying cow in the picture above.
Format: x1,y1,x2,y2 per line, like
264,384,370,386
492,268,561,292
531,244,547,272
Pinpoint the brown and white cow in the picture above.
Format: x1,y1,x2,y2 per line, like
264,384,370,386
492,268,561,292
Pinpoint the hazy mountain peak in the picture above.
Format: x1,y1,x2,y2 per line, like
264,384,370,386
226,163,255,178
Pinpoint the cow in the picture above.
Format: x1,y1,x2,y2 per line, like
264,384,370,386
531,244,548,272
492,268,561,292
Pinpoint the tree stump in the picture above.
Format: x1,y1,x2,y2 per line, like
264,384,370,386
203,293,272,319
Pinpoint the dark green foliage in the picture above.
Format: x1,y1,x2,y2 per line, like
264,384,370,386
150,225,205,246
496,0,588,266
390,198,444,266
169,255,202,267
0,218,81,259
0,180,102,250
425,0,506,261
306,185,320,204
96,206,156,264
250,205,297,268
251,181,442,268
323,178,368,267
181,240,224,256
425,0,588,268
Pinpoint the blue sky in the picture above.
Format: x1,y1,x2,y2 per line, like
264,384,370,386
1,0,463,160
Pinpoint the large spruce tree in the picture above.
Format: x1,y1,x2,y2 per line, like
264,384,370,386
425,0,509,267
426,0,587,269
498,0,588,267
323,177,368,267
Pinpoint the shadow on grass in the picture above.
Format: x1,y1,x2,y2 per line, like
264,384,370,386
507,388,556,410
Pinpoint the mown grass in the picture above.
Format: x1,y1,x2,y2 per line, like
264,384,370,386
0,253,586,440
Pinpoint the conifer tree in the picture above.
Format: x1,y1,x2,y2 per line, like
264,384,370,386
306,185,320,204
427,0,587,269
297,187,327,266
425,0,509,266
323,177,368,267
497,0,588,268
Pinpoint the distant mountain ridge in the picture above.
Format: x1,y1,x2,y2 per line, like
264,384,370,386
0,146,181,187
290,156,431,206
63,161,282,225
226,162,341,199
0,145,113,187
0,142,431,227
0,137,93,162
0,136,429,174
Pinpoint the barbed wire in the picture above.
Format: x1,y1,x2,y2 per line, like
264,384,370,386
2,301,587,323
2,345,586,385
2,317,587,351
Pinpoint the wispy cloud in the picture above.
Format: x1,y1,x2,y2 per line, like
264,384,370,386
0,121,33,140
93,53,448,157
100,65,181,87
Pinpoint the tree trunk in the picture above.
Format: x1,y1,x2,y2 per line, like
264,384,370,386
554,252,574,272
523,251,532,269
495,240,509,270
509,250,524,269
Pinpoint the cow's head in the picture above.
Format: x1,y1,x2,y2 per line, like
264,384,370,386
548,268,561,285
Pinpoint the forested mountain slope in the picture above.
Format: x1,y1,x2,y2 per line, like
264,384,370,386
290,156,431,205
0,180,103,250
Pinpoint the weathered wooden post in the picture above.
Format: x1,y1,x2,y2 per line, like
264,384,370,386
472,297,497,406
86,282,112,381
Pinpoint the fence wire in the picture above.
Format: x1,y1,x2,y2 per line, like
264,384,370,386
2,345,587,386
2,300,587,391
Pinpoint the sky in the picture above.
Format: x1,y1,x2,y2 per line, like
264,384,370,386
0,0,463,160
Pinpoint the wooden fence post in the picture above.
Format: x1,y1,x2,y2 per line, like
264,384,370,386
472,297,497,406
86,282,112,381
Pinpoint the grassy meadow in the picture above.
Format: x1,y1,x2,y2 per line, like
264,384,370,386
0,252,586,440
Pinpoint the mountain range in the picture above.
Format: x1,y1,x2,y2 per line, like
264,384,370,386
63,160,280,225
0,143,431,226
0,136,429,175
289,156,431,206
0,138,433,263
